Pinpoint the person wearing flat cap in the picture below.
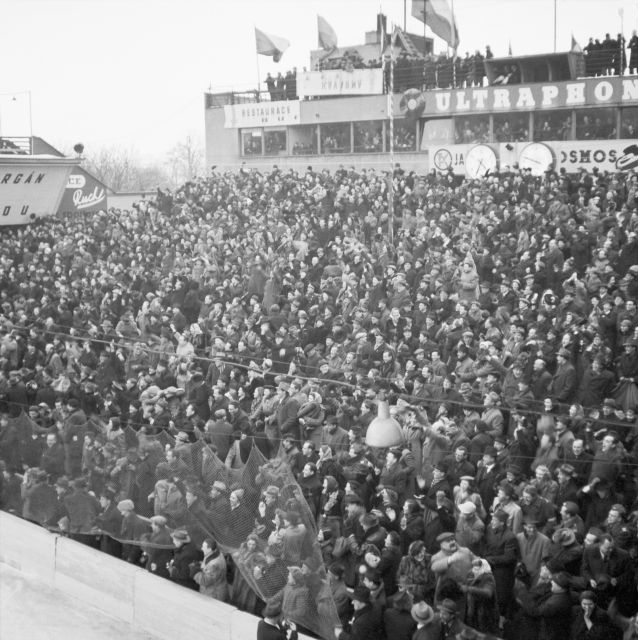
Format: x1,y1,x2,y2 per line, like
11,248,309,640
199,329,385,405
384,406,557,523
168,528,202,590
334,586,382,640
430,532,476,619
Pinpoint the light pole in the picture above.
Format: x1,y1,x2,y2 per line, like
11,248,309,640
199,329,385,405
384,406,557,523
0,90,33,149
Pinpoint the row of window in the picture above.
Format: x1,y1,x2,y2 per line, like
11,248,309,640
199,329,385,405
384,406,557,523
240,106,638,157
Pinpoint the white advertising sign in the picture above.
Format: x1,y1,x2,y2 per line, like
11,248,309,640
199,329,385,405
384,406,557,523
297,69,383,98
428,144,470,175
223,100,300,129
0,161,76,225
551,139,638,173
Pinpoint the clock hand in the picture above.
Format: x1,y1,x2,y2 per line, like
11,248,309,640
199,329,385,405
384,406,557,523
522,156,540,165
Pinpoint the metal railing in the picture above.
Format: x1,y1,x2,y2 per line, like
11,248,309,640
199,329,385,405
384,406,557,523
0,136,32,155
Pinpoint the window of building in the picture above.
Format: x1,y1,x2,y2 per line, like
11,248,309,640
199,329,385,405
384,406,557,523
241,129,263,156
621,107,638,138
388,120,417,151
290,125,318,155
575,108,617,140
494,113,530,142
454,115,489,144
264,129,287,156
320,123,351,154
534,110,573,141
354,121,383,153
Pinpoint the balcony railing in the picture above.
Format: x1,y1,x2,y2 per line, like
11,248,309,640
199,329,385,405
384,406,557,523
0,137,32,155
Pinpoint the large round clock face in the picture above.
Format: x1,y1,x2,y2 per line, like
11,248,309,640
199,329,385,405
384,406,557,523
465,144,498,179
518,142,554,176
433,148,452,171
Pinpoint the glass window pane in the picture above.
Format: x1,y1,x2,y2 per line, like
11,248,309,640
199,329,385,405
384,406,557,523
354,121,383,153
494,113,530,142
575,107,617,140
290,125,318,155
454,115,489,144
320,123,351,154
264,130,287,156
621,107,638,138
388,120,417,151
534,111,573,141
241,129,262,156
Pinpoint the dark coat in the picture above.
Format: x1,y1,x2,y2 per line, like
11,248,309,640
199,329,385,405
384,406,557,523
340,604,383,640
382,608,416,640
481,526,518,612
256,620,298,640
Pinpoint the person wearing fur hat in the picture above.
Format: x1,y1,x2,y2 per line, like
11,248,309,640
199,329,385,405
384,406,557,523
141,515,173,578
117,498,149,564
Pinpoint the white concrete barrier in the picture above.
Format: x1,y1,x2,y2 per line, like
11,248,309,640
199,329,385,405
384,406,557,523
54,535,136,623
0,511,57,581
134,571,234,640
0,512,313,640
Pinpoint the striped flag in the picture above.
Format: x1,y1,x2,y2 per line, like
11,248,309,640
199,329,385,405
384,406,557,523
411,0,459,50
571,34,582,53
255,27,290,63
317,15,337,51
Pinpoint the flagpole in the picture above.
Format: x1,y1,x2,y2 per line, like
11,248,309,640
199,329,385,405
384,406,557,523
403,0,407,31
618,7,625,76
387,25,395,245
553,0,557,53
451,0,456,87
423,3,427,91
254,26,262,103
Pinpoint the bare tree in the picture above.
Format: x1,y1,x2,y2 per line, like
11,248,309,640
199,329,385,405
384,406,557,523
82,146,171,192
166,134,203,187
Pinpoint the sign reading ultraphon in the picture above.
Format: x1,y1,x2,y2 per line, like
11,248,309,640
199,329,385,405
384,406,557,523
224,100,300,128
419,77,638,116
58,167,107,214
297,68,383,99
0,162,74,225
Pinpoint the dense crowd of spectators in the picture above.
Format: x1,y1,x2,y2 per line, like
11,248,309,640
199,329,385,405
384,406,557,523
3,161,638,640
315,46,494,94
264,70,298,101
584,32,634,77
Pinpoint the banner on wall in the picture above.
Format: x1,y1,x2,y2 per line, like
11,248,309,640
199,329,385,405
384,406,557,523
0,160,76,225
223,100,300,129
297,69,384,99
416,76,638,117
551,139,638,173
58,166,108,215
428,144,470,174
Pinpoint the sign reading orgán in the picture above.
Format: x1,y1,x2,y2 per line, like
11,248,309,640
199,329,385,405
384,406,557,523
0,161,74,225
421,76,638,116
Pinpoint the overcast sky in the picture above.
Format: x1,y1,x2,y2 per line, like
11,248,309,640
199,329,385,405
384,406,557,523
0,0,635,161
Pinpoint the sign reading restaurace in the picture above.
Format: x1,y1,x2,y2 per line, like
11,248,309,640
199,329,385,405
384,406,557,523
224,100,300,129
297,69,384,99
421,76,638,116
